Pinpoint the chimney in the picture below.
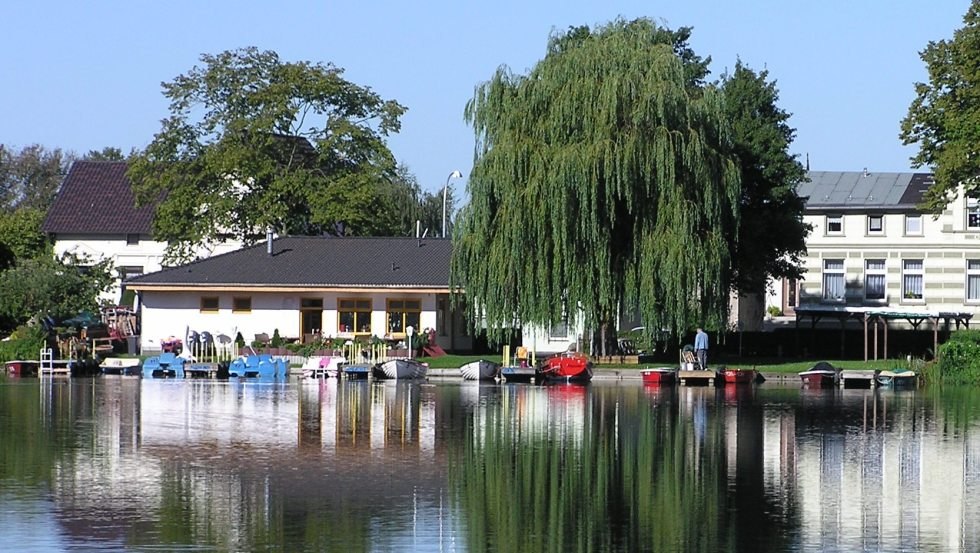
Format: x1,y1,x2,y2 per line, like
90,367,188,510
266,227,274,256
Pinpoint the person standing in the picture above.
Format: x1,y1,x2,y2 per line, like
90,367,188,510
694,327,709,370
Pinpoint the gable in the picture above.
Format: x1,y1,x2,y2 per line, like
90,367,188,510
42,161,155,235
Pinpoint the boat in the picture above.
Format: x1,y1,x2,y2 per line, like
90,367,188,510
228,354,287,378
4,360,39,377
459,359,501,381
99,357,141,376
538,351,593,383
799,361,839,387
142,352,186,378
718,367,762,385
641,367,677,385
376,358,428,379
876,368,918,388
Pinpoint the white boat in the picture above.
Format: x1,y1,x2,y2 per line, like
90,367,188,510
459,359,501,381
378,358,428,379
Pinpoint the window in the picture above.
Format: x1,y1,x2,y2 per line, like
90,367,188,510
968,260,980,302
867,215,883,234
826,215,843,234
126,234,140,245
822,259,845,300
200,296,219,312
905,214,922,235
232,297,252,312
902,260,924,300
387,299,421,335
864,259,886,300
969,198,980,230
338,298,371,334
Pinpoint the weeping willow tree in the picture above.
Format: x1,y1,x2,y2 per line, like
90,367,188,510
452,19,740,340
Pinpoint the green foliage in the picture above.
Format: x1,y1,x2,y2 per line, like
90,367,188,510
0,144,73,212
766,306,783,318
0,207,51,264
83,147,126,161
127,47,409,263
453,18,740,340
900,1,980,211
935,338,980,386
270,328,283,348
0,324,48,363
0,253,113,333
235,332,245,348
720,62,810,294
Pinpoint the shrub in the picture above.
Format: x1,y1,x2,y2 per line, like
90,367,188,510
235,332,245,349
0,324,48,363
270,328,283,348
934,338,980,386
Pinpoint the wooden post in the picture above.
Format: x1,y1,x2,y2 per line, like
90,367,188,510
863,314,869,362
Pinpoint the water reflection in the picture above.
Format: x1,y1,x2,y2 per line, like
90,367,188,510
3,377,980,551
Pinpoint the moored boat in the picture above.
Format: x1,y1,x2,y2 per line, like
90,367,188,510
99,357,141,376
5,360,39,377
718,367,761,385
460,359,501,381
377,358,428,379
538,351,593,383
799,361,838,387
641,367,677,385
876,369,917,388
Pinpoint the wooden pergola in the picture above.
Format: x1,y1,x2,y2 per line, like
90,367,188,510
793,305,973,361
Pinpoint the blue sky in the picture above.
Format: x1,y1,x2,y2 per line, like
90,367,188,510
1,1,969,198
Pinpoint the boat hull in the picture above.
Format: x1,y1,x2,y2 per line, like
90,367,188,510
799,370,837,388
5,360,39,377
539,353,593,382
641,368,677,385
720,368,757,385
460,359,500,381
378,359,428,379
876,370,917,388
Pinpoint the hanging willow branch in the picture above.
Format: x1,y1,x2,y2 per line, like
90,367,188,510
451,19,739,340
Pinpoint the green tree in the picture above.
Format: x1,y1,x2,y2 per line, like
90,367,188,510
0,144,73,211
128,47,407,262
0,253,113,332
452,19,740,339
0,206,51,266
83,147,126,161
720,62,810,297
900,0,980,210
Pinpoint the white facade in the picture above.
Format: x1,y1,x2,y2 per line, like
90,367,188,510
54,233,242,306
768,175,980,322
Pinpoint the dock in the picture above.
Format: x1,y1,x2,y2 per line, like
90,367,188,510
39,349,71,377
185,362,220,378
678,370,715,386
840,370,876,388
499,366,536,383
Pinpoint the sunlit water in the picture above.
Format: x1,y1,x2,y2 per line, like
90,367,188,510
2,376,980,552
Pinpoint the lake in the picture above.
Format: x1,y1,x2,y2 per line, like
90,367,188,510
1,376,979,552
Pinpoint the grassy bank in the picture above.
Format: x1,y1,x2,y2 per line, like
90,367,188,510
420,354,911,374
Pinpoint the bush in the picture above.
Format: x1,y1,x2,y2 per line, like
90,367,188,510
934,337,980,386
0,324,48,363
270,328,283,348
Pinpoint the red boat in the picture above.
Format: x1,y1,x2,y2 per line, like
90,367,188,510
718,367,760,385
4,360,39,377
641,367,677,385
539,352,593,382
799,362,839,388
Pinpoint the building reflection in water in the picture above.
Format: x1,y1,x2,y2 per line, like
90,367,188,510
13,377,980,551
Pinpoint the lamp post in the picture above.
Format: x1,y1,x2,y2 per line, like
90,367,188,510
406,325,415,359
442,170,462,238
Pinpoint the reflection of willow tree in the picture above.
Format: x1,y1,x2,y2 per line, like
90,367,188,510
450,388,729,552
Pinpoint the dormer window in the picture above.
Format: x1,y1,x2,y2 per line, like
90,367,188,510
826,215,843,235
905,214,922,235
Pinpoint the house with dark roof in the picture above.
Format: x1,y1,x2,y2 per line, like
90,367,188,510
766,170,980,323
125,236,474,354
41,161,243,304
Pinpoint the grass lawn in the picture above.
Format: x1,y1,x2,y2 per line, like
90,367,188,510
420,353,917,374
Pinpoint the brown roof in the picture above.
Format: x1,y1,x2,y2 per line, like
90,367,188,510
42,161,155,235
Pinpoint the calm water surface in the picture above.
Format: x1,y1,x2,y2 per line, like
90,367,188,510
1,376,980,552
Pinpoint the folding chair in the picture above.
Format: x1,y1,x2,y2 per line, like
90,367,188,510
682,350,703,371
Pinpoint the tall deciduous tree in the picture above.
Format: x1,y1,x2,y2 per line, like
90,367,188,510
452,19,740,339
901,0,980,210
720,62,810,297
0,144,73,212
128,47,407,262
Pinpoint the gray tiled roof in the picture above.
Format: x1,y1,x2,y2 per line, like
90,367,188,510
126,236,452,289
799,171,933,211
41,161,155,234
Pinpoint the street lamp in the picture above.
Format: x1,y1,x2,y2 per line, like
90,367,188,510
442,170,462,238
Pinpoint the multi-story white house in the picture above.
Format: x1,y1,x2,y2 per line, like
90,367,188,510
41,161,243,306
768,170,979,324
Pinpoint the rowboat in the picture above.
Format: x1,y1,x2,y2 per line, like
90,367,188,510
4,360,39,377
876,369,917,388
99,357,141,376
799,361,839,387
641,367,677,385
377,358,428,379
718,367,761,385
459,359,501,381
538,352,593,383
